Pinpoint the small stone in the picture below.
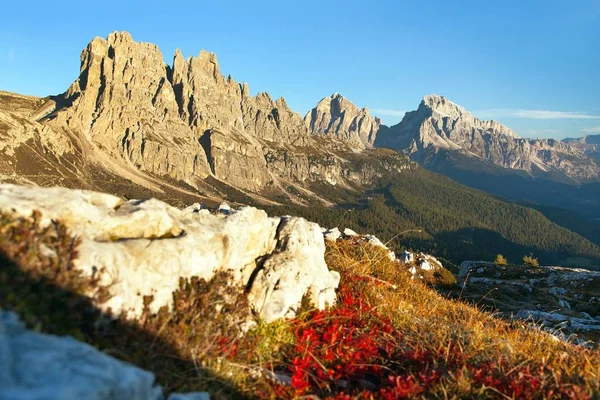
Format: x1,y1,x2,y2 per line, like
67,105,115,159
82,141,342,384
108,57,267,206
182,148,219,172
324,227,342,242
217,202,231,213
549,287,567,297
559,299,571,309
343,228,358,237
401,250,414,264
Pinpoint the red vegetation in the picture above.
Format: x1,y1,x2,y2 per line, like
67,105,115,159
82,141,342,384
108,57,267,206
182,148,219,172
265,273,592,399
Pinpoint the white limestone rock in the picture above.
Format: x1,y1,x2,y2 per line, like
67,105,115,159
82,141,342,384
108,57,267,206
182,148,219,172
363,234,395,261
559,299,571,309
0,184,339,322
343,228,358,237
217,202,232,213
248,217,340,321
183,203,205,214
549,287,568,297
400,251,414,264
0,311,209,400
323,227,342,242
417,253,443,271
514,310,600,333
0,311,163,400
459,261,494,278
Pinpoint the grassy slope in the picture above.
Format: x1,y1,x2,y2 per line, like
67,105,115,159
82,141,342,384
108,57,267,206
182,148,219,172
2,212,600,398
270,239,600,398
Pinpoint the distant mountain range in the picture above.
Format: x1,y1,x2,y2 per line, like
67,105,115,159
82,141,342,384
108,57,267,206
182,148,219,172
1,31,599,267
0,31,411,207
564,134,600,162
306,92,600,219
374,94,599,183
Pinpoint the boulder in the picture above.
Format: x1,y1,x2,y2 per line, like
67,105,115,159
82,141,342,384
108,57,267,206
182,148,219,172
417,253,443,271
248,217,340,321
217,202,232,213
458,261,494,278
0,311,207,400
549,287,568,297
400,251,414,264
363,234,395,261
559,299,571,309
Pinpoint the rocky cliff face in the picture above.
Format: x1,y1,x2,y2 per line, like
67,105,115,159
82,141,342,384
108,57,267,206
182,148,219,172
564,134,600,162
0,32,414,203
375,94,600,182
51,32,212,183
305,93,382,149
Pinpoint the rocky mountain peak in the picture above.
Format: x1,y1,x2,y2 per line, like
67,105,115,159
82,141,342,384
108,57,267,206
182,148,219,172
305,93,382,149
47,31,326,194
194,50,222,82
374,95,599,182
419,94,516,138
421,94,468,119
54,31,208,185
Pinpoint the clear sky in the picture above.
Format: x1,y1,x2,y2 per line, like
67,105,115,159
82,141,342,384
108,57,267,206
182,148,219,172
1,0,598,139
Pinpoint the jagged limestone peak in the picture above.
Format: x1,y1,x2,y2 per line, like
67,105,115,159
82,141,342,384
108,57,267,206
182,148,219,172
305,93,382,148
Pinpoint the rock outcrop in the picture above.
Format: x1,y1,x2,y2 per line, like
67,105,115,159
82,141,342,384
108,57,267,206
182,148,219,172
322,226,452,283
459,260,600,345
375,94,600,182
0,184,340,323
305,93,382,149
0,311,208,400
51,32,212,184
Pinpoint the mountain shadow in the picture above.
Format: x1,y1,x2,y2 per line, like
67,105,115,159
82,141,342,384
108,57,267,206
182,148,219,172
422,150,600,221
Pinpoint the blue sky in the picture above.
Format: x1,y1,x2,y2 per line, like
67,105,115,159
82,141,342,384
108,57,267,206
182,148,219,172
1,0,599,139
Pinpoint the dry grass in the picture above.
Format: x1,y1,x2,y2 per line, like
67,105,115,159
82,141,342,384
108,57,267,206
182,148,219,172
309,239,600,398
2,211,600,398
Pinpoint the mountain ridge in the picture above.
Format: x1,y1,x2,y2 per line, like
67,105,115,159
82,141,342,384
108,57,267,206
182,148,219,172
1,31,600,265
564,134,600,162
374,94,599,182
0,31,413,205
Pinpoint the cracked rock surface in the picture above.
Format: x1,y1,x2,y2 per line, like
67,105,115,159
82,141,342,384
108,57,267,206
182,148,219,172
0,184,339,322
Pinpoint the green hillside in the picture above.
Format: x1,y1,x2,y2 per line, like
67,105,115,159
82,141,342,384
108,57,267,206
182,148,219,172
266,168,600,269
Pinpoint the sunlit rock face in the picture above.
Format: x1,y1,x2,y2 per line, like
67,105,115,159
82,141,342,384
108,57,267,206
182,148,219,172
0,184,340,323
305,93,383,149
375,94,600,182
